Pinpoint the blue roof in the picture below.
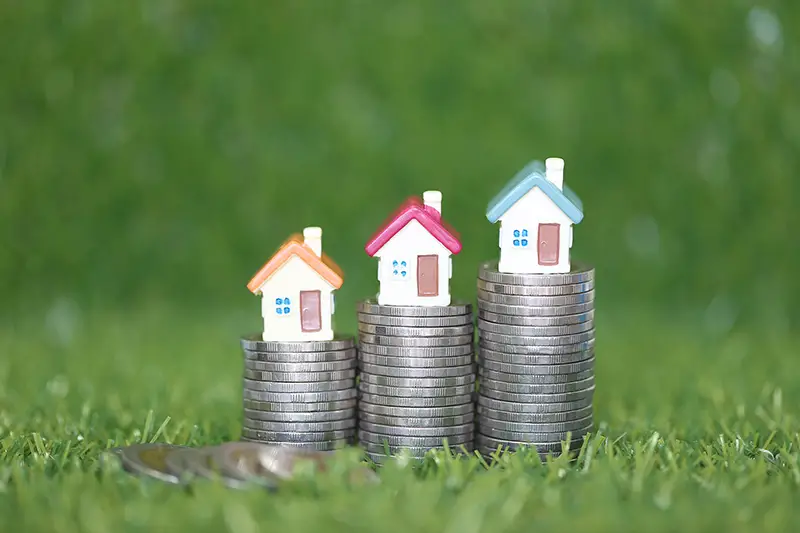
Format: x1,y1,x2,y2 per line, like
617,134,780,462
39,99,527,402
486,160,584,224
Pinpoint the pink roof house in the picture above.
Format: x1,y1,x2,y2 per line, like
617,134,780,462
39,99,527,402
365,191,461,307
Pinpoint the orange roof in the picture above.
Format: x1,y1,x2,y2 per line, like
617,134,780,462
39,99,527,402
247,234,344,293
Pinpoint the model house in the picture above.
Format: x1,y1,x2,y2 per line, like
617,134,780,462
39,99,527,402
247,227,343,342
486,158,584,274
365,191,462,306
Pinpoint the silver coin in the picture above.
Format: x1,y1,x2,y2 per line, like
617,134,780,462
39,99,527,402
244,359,357,372
359,421,474,438
358,401,474,418
179,446,252,488
358,298,472,317
358,392,473,408
358,430,473,447
361,373,475,388
476,435,584,453
361,442,475,455
478,386,594,404
243,369,356,382
243,348,356,363
358,323,474,338
479,358,595,376
478,310,594,328
477,423,593,443
358,333,474,347
357,313,473,327
477,300,594,317
478,413,592,433
478,261,594,286
477,404,592,423
243,407,355,423
243,378,354,393
476,319,593,336
366,451,425,463
480,376,594,395
480,338,595,355
478,395,593,413
359,412,474,427
359,382,474,397
256,446,379,484
359,363,476,379
243,388,357,403
478,346,592,365
479,368,594,384
240,427,355,443
243,398,356,412
477,278,594,296
243,418,357,433
241,335,355,353
359,342,474,357
359,353,474,368
119,443,185,484
163,447,205,483
479,329,594,346
477,289,594,307
212,442,280,488
240,436,348,451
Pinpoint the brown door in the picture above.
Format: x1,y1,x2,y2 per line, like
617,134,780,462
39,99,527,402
299,290,322,332
537,223,561,265
417,255,439,297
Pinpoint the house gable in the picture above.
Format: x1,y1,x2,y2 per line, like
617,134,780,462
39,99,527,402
499,187,573,227
365,197,461,257
256,255,334,295
247,236,343,294
373,219,451,259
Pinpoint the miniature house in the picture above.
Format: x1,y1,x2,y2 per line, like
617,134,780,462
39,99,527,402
486,158,584,274
247,227,344,342
365,191,462,306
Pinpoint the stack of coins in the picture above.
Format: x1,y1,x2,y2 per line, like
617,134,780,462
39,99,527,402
356,298,477,462
239,335,358,451
475,261,595,457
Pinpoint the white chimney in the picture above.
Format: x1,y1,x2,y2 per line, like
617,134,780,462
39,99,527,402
303,227,322,257
423,190,442,216
545,157,565,190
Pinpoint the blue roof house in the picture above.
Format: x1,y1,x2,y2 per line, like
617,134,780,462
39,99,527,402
486,157,584,274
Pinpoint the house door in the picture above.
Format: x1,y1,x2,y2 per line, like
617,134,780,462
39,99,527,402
299,290,322,332
537,223,561,265
417,255,439,297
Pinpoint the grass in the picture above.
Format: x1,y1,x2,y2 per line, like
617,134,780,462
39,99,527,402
2,303,800,532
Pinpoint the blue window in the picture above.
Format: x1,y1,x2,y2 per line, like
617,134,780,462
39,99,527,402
512,229,529,247
275,297,291,315
391,259,408,278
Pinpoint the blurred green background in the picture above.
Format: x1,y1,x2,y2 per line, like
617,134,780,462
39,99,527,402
1,0,798,326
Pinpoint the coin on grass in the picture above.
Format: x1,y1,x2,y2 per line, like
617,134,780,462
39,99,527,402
478,346,592,365
357,298,472,317
212,442,280,488
477,404,592,423
358,333,474,348
243,398,356,412
242,378,354,393
477,300,594,318
163,447,204,483
359,411,474,427
241,335,355,353
243,349,356,363
358,323,474,338
359,421,475,438
359,353,474,369
359,362,475,378
478,414,593,433
476,319,593,337
119,443,186,484
478,261,594,286
257,446,379,484
359,382,474,398
358,342,474,358
479,386,594,404
243,407,356,423
243,389,357,403
358,401,474,418
242,418,357,433
477,395,593,414
360,373,475,388
243,369,356,382
479,376,595,395
240,427,355,443
477,278,595,296
240,436,348,451
479,357,595,376
244,359,357,372
479,338,595,355
479,330,594,347
358,430,473,447
477,423,593,443
181,446,252,489
358,392,474,408
357,312,473,327
478,309,594,327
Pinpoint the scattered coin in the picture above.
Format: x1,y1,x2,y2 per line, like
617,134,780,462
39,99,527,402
257,446,379,484
357,298,472,317
180,446,253,489
212,442,280,489
118,443,186,484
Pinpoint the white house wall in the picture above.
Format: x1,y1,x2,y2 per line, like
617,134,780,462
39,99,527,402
498,188,574,273
257,255,336,341
373,219,452,306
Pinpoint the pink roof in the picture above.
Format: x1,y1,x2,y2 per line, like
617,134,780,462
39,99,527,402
365,196,462,257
